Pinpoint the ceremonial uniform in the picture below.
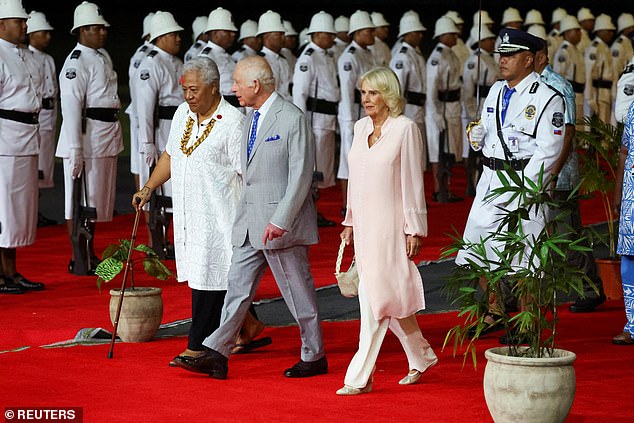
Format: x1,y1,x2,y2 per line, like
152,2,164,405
370,37,390,66
198,41,239,106
456,73,565,267
615,58,634,123
56,42,123,222
0,38,42,248
425,42,463,163
231,44,258,62
126,41,152,176
29,44,57,188
547,29,563,63
259,46,292,101
452,37,470,68
553,40,586,128
584,38,614,123
184,39,206,63
578,28,592,54
292,42,340,188
336,40,375,179
280,47,297,76
611,34,634,82
135,46,183,199
331,37,347,63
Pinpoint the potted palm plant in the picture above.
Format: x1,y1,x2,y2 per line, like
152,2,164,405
442,165,593,423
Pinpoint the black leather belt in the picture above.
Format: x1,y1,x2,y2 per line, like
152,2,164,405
354,88,361,104
438,88,460,102
306,97,338,115
0,108,38,124
157,106,178,120
476,85,491,97
85,107,119,122
405,91,426,106
223,95,240,108
482,156,530,171
568,80,584,94
592,79,613,89
42,97,55,110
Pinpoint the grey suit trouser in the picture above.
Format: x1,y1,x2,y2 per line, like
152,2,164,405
202,237,325,362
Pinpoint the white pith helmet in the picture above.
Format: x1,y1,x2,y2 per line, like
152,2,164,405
552,8,568,25
142,12,154,39
191,16,207,41
593,14,616,32
398,13,426,38
239,19,257,41
257,10,285,36
444,11,464,25
468,24,496,44
577,8,595,22
206,7,237,32
149,11,183,41
434,16,459,39
559,16,581,34
307,11,335,35
0,0,28,20
284,20,297,36
527,24,547,41
334,15,349,33
71,2,109,34
617,13,634,34
371,12,389,27
299,27,309,45
524,9,545,26
502,7,522,26
27,11,53,34
348,10,374,35
473,10,494,26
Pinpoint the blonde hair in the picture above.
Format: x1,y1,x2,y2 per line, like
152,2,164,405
359,67,404,117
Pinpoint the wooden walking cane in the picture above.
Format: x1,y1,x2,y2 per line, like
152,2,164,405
107,198,143,359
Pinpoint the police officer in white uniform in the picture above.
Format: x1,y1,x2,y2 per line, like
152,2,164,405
126,12,153,188
198,8,239,107
56,2,123,273
426,16,463,202
390,12,427,168
553,16,586,124
615,57,634,123
336,10,375,212
332,15,350,63
184,16,207,63
369,12,390,66
584,14,616,123
0,0,44,293
232,20,260,63
257,10,292,101
577,8,595,54
612,14,634,80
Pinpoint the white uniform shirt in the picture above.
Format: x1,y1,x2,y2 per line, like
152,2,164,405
198,41,235,97
337,40,375,122
184,40,206,63
165,100,244,290
462,49,498,120
390,41,426,125
578,28,591,54
0,38,41,156
127,42,152,117
370,37,391,66
280,47,297,76
611,34,634,79
426,43,462,124
615,58,634,123
452,37,470,69
547,29,563,64
28,45,57,134
331,37,347,63
292,41,339,130
56,43,123,158
259,46,292,100
231,44,258,62
584,37,614,108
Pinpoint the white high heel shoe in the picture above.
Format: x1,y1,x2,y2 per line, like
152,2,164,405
398,358,438,385
336,381,373,396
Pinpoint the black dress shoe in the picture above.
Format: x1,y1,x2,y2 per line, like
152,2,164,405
284,356,328,378
177,349,228,379
568,293,606,313
0,276,24,294
37,213,58,227
10,274,44,291
467,314,506,337
68,260,96,276
317,213,336,227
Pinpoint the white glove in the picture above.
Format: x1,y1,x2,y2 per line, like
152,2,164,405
434,114,446,131
70,148,83,179
142,143,158,167
467,121,485,151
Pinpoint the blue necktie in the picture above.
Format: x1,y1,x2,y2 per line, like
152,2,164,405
501,86,515,125
247,111,260,158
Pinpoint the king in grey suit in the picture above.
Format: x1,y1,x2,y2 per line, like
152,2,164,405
177,56,326,379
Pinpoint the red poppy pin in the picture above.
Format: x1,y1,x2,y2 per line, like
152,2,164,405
216,114,222,119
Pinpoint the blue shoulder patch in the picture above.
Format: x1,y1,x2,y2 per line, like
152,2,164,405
70,50,81,59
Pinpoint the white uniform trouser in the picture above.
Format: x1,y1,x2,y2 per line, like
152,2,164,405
314,128,336,188
337,119,354,180
128,111,140,176
343,279,437,389
63,157,117,222
0,155,38,248
425,113,462,163
38,128,56,188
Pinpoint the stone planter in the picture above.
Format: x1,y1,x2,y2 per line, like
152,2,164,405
109,287,163,342
484,347,576,423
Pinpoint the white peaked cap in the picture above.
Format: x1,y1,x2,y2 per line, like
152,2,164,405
473,10,494,26
577,8,595,22
284,20,297,36
502,7,522,25
206,7,237,32
594,14,616,32
468,24,496,44
524,9,545,26
527,24,547,41
191,16,207,41
398,13,426,38
371,12,389,27
0,0,28,20
142,12,154,39
239,19,257,41
618,13,634,33
71,2,109,34
559,16,581,34
552,8,568,24
445,11,464,25
348,10,374,35
27,11,53,34
307,11,335,35
257,10,285,35
334,15,349,32
434,16,459,38
149,11,183,41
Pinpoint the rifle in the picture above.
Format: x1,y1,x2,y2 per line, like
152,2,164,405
466,66,487,197
71,172,97,275
436,73,456,203
148,167,173,259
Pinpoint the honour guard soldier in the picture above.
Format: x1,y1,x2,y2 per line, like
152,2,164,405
257,10,292,101
126,12,153,190
612,14,634,80
337,10,375,212
232,20,260,62
370,12,390,66
390,12,427,167
445,11,469,68
467,10,494,49
577,8,595,54
548,8,567,63
198,8,239,107
391,10,419,57
584,14,616,123
0,0,45,293
184,16,208,63
615,57,634,123
554,16,586,124
332,15,350,62
426,16,463,202
56,2,123,274
282,20,298,73
26,11,57,226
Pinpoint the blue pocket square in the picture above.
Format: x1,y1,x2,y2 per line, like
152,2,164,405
265,135,281,142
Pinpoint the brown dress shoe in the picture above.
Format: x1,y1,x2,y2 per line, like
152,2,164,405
612,332,634,345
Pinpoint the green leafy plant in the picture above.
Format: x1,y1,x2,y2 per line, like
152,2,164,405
95,240,172,292
442,165,593,365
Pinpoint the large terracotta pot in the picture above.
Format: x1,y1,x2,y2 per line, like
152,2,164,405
483,347,576,423
109,287,163,342
595,258,623,300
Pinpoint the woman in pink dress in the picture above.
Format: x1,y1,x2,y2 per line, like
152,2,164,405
337,67,437,395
